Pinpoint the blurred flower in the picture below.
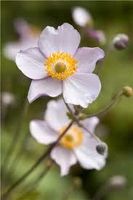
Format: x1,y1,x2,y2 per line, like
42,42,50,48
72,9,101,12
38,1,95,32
16,23,104,108
113,33,129,50
3,19,39,61
1,91,16,120
72,7,93,27
108,175,127,189
86,29,106,45
30,99,108,176
1,91,16,106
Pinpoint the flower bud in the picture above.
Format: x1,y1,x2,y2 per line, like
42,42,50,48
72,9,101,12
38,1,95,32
108,175,127,189
122,86,133,97
113,33,129,50
73,177,82,188
72,7,93,27
96,143,107,155
86,29,106,45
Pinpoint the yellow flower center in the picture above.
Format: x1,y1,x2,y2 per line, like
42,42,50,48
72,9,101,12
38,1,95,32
59,125,83,149
45,52,77,80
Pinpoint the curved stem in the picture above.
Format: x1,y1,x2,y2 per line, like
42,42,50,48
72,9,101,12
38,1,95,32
3,99,29,170
15,161,53,200
63,98,100,142
2,120,74,199
81,91,123,119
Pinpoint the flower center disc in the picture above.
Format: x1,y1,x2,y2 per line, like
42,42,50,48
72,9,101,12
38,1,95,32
59,125,83,149
45,52,77,80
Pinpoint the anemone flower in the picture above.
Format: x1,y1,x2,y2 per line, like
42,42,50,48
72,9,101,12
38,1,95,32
16,23,104,107
30,99,108,176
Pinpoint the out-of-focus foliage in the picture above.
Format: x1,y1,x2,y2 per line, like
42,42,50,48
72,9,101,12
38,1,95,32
1,1,133,200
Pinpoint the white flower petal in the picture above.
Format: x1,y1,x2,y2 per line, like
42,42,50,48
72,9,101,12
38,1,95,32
81,117,99,133
45,99,70,131
63,73,101,108
30,120,58,144
74,132,108,170
72,7,92,27
38,23,80,57
75,47,104,73
28,78,62,103
51,146,77,176
16,47,47,79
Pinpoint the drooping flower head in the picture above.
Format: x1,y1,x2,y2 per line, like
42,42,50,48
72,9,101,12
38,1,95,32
30,99,108,176
16,23,104,108
4,19,39,61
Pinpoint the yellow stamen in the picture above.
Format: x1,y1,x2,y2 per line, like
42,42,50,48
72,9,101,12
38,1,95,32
59,125,83,149
45,52,77,80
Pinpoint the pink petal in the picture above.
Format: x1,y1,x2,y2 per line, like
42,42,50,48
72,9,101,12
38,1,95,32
75,47,104,73
51,146,77,176
30,120,58,144
16,47,47,79
28,78,62,103
38,23,80,57
63,73,101,108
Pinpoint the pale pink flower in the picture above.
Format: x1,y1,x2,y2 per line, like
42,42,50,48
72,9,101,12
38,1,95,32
30,99,108,176
16,23,104,107
3,19,39,61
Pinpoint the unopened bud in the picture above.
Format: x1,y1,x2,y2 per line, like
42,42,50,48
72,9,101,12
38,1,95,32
113,33,129,50
108,175,127,189
122,86,133,97
94,30,106,45
73,177,82,188
72,7,93,27
86,29,106,45
96,143,107,155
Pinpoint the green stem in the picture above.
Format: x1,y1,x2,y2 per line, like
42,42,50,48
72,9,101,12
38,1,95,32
63,98,100,142
2,98,29,185
2,120,74,199
15,161,53,200
81,91,123,120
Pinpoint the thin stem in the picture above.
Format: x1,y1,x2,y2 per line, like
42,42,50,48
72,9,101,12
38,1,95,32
2,120,74,199
3,99,29,170
7,130,29,177
63,98,100,142
81,91,123,119
15,161,53,200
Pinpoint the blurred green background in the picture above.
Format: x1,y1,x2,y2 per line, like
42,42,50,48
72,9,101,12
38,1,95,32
1,1,133,200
